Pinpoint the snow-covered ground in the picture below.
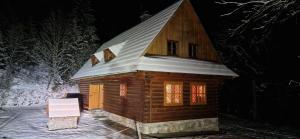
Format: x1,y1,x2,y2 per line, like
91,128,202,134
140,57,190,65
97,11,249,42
1,65,79,107
0,107,136,139
1,107,299,139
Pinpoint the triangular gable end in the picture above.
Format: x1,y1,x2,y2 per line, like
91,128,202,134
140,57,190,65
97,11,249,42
72,0,183,79
72,0,235,80
143,0,221,63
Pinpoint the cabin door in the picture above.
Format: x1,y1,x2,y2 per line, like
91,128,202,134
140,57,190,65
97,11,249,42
89,84,104,109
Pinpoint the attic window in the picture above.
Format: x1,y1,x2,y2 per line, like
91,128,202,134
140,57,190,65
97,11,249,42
167,40,178,56
91,55,99,66
188,43,198,58
104,49,116,62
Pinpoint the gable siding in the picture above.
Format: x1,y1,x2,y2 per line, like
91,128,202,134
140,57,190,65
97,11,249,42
146,0,220,62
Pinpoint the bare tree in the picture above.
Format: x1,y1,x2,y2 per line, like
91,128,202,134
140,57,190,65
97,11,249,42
215,0,300,119
216,0,300,39
215,0,300,76
33,12,73,88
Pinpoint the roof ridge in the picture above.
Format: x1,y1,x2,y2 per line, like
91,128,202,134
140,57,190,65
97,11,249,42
72,0,186,79
97,0,183,52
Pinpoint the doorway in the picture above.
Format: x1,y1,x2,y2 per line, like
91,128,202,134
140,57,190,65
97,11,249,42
89,84,103,109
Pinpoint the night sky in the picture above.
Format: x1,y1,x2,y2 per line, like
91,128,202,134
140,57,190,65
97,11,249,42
0,0,218,43
1,0,299,85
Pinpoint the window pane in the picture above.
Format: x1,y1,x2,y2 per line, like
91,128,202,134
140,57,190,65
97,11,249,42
120,84,127,96
190,83,206,105
167,40,177,56
165,84,172,104
172,44,177,55
192,85,197,103
189,43,197,58
164,82,182,106
174,84,180,103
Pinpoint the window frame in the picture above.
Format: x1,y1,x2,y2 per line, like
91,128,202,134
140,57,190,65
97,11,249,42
163,81,183,106
190,82,207,105
91,55,100,66
188,43,198,58
120,83,127,97
167,40,178,56
104,48,116,62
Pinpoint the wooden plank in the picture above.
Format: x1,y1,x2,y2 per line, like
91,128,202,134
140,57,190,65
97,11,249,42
145,0,221,62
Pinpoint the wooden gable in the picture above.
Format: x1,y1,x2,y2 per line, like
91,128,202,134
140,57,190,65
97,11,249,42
145,0,221,63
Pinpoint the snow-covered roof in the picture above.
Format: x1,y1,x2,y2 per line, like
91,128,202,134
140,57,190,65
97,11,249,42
93,51,104,63
137,56,238,77
72,0,238,80
48,98,80,118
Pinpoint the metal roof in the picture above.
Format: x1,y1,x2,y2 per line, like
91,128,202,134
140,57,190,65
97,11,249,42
72,0,238,80
137,56,238,77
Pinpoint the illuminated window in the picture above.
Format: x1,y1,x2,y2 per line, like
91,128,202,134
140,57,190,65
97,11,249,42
188,43,197,58
190,83,206,105
120,83,127,97
90,55,99,66
164,81,183,106
167,40,178,56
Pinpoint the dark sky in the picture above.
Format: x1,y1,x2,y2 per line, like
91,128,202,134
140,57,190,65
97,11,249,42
1,0,298,78
0,0,218,43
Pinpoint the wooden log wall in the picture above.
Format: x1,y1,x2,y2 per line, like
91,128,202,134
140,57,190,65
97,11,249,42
78,71,226,123
144,72,224,123
78,72,146,122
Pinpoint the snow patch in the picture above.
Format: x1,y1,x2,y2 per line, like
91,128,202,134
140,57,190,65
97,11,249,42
3,65,79,107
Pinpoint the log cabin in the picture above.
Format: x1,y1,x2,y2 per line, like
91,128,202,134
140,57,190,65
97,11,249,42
72,0,238,134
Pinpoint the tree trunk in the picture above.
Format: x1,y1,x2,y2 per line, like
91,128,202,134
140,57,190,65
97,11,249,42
252,79,258,120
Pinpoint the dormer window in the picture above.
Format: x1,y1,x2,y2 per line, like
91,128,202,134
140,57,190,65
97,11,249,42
91,51,103,66
188,43,198,58
91,55,99,66
167,40,178,56
104,49,116,62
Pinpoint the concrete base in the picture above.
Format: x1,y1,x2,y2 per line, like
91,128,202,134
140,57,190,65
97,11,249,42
47,117,78,130
95,110,219,134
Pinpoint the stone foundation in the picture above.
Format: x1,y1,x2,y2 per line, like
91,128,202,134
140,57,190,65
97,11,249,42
47,117,78,130
97,110,219,134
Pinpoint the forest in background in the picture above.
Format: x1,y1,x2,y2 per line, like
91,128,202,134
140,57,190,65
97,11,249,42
0,0,299,127
0,0,99,106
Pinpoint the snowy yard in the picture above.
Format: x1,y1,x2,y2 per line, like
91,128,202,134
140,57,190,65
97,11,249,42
0,107,136,139
1,107,299,139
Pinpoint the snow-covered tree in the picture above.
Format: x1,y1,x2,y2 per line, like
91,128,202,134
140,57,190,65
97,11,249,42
0,23,30,106
0,30,4,69
33,11,73,87
33,3,99,88
68,0,99,77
